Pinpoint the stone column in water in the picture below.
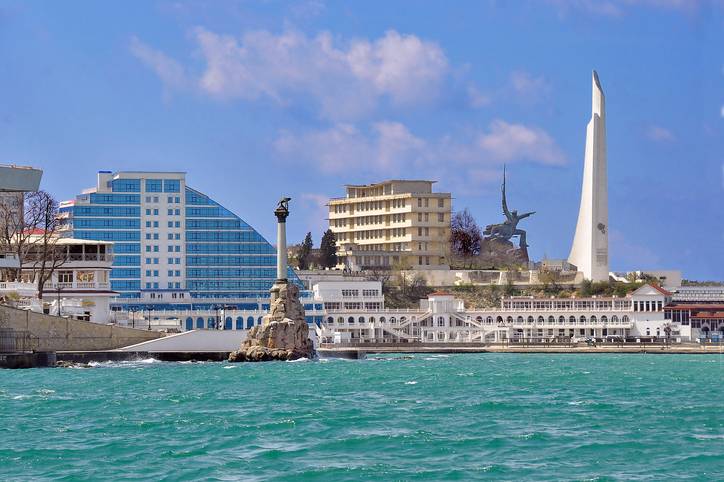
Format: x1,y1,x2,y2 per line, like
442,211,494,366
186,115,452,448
228,196,314,362
271,197,290,303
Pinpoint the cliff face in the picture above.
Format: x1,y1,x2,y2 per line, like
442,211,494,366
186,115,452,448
228,283,314,362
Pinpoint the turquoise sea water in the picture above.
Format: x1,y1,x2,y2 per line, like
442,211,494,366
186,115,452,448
1,354,723,481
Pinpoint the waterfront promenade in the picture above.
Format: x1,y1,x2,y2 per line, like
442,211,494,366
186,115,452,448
319,341,724,358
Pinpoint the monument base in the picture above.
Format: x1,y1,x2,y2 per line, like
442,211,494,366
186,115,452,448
479,238,530,267
228,282,315,362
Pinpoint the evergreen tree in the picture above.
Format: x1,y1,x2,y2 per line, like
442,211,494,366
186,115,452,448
297,232,313,270
319,229,338,269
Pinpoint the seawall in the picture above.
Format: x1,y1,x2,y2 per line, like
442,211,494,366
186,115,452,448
0,304,161,352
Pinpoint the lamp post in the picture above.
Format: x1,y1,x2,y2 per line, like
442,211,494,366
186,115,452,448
130,306,138,329
145,305,153,331
56,286,63,317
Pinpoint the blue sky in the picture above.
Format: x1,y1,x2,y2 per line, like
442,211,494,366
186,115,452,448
1,0,722,280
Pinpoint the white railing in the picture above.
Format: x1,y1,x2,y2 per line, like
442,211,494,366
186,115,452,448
49,282,110,290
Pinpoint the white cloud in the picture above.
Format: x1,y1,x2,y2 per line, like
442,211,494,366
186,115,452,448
274,119,566,185
547,0,706,17
298,193,330,238
475,120,566,165
467,84,491,108
136,28,450,120
129,36,188,91
646,125,675,142
509,70,549,97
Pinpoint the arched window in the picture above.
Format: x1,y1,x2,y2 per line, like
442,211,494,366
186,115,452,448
481,316,488,324
496,316,504,324
601,315,608,324
257,316,263,325
569,316,576,325
400,317,407,324
622,315,629,324
538,316,545,324
380,316,386,323
348,316,355,324
559,316,565,325
337,316,344,324
207,317,215,329
507,316,514,324
224,317,232,330
611,315,619,324
327,316,334,324
590,316,597,324
369,317,376,323
548,316,555,325
358,316,365,324
185,317,193,331
580,316,587,324
196,317,204,329
517,316,524,324
236,317,243,330
390,317,396,324
528,316,534,325
247,316,255,329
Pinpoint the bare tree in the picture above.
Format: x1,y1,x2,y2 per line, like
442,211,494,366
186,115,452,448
450,209,482,268
0,191,66,299
28,192,65,300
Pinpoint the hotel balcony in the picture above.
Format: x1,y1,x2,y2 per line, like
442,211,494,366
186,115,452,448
48,281,111,291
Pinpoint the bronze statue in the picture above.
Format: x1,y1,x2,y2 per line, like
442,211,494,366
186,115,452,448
276,197,291,214
483,166,535,249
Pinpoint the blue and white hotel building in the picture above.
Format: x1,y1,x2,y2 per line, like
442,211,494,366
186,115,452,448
60,171,323,326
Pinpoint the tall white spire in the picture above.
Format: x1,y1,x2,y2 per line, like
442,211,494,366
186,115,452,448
568,70,609,282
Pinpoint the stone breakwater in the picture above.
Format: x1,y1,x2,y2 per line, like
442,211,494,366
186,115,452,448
229,283,314,362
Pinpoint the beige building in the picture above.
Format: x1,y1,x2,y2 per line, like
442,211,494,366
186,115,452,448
328,180,451,270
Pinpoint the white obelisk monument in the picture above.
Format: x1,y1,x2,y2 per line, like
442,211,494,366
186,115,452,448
568,70,609,282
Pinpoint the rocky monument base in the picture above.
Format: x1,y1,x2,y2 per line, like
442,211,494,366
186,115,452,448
479,238,529,267
228,282,314,362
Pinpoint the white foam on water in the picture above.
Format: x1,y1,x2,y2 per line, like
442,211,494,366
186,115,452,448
405,381,418,385
286,357,309,363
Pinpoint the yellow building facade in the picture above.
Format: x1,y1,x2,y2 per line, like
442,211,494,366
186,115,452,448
328,180,451,270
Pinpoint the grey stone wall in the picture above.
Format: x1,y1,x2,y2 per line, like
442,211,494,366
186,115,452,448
0,305,161,351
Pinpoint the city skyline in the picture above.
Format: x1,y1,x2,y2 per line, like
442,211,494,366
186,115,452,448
1,1,722,280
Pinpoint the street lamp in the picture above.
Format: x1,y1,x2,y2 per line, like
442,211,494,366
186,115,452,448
129,306,138,329
56,286,63,317
145,305,154,331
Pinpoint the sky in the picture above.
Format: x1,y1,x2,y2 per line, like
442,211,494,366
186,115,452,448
1,0,722,281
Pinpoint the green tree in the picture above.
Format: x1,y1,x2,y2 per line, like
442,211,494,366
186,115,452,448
297,232,313,270
319,229,338,269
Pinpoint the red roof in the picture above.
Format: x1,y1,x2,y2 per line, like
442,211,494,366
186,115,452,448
691,312,724,319
649,284,672,296
666,304,724,311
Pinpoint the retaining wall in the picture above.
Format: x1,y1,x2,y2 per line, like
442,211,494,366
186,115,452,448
0,305,161,351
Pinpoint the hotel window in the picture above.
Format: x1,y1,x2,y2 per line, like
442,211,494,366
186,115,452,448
145,209,151,215
153,221,159,227
438,213,444,222
168,209,173,215
153,196,159,203
146,221,151,228
175,221,180,228
145,179,162,192
145,196,152,203
438,198,444,208
58,271,74,283
418,198,422,207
